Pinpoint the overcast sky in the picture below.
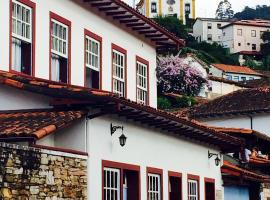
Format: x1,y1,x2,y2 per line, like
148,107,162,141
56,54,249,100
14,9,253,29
126,0,270,18
197,0,270,18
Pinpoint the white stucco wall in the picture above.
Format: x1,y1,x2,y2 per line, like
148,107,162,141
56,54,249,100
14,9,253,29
0,0,158,107
0,85,52,111
222,24,270,54
193,19,230,44
88,115,223,200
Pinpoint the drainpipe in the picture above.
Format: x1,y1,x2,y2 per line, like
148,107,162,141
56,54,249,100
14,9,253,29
249,115,253,130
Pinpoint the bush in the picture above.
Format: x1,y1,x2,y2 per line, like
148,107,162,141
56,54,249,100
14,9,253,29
157,97,172,110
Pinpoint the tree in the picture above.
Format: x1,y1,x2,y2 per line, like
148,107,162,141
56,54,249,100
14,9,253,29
215,0,234,19
234,5,270,20
156,56,208,96
261,31,270,70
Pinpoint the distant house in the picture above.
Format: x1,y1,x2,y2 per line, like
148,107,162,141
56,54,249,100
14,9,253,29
220,19,270,54
193,18,231,44
210,64,263,82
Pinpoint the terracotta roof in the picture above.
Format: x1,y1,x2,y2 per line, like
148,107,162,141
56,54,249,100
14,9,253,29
242,77,270,88
221,19,270,29
0,109,86,140
0,70,244,151
239,51,262,56
212,64,262,76
249,157,270,167
83,0,185,50
188,87,270,118
222,160,270,182
256,70,270,78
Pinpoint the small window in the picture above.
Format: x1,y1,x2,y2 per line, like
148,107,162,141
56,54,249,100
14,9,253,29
217,23,221,28
185,3,191,14
233,76,239,82
252,44,256,51
50,14,71,83
85,31,101,89
227,75,232,80
207,23,212,30
249,77,254,80
241,77,246,81
251,30,256,37
223,32,225,36
169,172,182,200
148,173,161,200
11,0,34,75
136,58,148,105
247,43,250,46
207,34,212,41
104,168,121,200
238,43,241,46
188,179,199,200
112,45,126,97
237,29,242,36
260,31,265,38
151,2,157,13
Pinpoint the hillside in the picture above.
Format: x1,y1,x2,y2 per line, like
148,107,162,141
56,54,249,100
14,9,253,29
234,5,270,20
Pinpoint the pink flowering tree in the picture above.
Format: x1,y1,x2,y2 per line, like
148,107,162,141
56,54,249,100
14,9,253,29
157,56,208,96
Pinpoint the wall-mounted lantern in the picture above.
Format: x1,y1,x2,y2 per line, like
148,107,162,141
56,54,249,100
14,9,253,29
208,150,221,166
110,123,127,147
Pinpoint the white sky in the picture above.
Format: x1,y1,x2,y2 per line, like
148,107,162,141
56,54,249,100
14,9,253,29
126,0,270,18
197,0,270,18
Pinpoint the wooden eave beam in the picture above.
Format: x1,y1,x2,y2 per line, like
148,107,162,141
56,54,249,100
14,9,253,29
91,2,112,7
113,14,133,19
120,18,139,23
145,33,163,38
139,30,157,34
99,6,119,11
126,22,145,27
132,26,151,31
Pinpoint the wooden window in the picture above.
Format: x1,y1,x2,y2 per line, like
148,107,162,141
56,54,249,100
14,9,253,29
207,34,212,41
147,167,163,200
112,44,126,97
104,167,121,200
50,12,71,83
233,76,239,82
252,44,257,51
207,23,212,30
11,0,35,75
188,174,200,200
251,30,256,37
85,30,102,89
102,160,140,200
237,29,242,36
136,56,149,105
205,178,215,200
168,171,182,200
151,1,157,13
148,173,161,200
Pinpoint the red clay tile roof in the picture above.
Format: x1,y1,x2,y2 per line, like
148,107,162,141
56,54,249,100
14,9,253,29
242,77,270,88
208,76,251,88
221,19,270,29
83,0,185,49
212,64,262,76
222,160,270,182
0,109,87,140
0,70,244,151
249,157,270,167
188,88,270,118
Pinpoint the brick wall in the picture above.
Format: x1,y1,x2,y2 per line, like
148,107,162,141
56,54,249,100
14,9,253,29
0,143,87,200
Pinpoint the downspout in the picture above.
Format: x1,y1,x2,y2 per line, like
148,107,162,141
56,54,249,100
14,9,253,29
249,115,253,130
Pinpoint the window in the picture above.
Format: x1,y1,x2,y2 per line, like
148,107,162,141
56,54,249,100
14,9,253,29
151,1,157,13
241,77,246,81
252,44,257,51
223,32,225,36
207,23,212,30
11,0,35,75
188,175,199,200
217,23,221,29
50,12,71,83
260,31,265,38
147,167,163,200
205,178,215,200
104,168,121,200
207,34,212,41
112,44,126,97
169,172,182,200
233,76,239,82
251,30,256,37
85,30,102,89
227,75,232,80
237,29,242,36
185,3,191,14
238,43,241,46
103,161,140,200
249,77,254,80
136,56,149,105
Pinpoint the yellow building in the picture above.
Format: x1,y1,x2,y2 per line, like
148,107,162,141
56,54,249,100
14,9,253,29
136,0,196,24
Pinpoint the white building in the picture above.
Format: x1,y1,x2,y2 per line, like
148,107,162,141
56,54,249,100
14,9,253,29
0,1,245,200
221,19,270,54
210,64,262,82
193,18,230,44
135,0,196,24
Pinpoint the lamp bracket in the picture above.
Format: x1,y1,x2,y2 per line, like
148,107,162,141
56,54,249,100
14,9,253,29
208,150,219,159
111,123,124,135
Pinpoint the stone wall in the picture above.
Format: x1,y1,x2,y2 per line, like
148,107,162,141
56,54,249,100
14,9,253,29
262,183,270,200
0,143,87,200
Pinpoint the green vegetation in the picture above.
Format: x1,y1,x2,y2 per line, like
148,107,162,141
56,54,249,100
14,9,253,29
234,5,270,20
157,95,196,110
215,0,234,19
261,31,270,70
157,97,172,110
153,15,239,65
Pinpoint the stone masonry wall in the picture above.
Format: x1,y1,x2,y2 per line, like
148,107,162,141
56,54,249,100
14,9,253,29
0,143,87,200
262,183,270,200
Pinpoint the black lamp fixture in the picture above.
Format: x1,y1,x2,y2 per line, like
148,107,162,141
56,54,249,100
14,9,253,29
110,123,127,147
208,150,221,166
